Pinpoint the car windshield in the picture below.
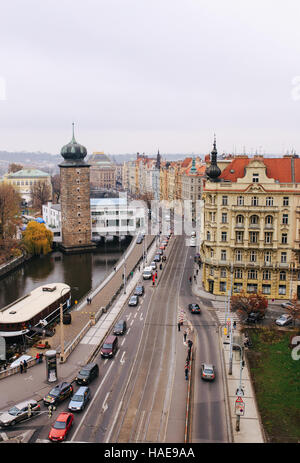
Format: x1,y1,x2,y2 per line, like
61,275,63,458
79,369,90,377
136,287,142,291
115,323,122,329
53,420,66,429
72,395,83,402
8,406,21,416
103,343,112,349
49,389,60,397
204,368,213,374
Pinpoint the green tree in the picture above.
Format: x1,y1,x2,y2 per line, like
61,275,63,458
22,221,53,255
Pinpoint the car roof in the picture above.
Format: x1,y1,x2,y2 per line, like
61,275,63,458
81,362,97,370
53,381,71,390
55,412,72,422
203,363,214,369
15,399,37,408
105,335,116,343
75,386,89,395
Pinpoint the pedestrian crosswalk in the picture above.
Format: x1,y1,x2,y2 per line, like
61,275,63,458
215,310,240,326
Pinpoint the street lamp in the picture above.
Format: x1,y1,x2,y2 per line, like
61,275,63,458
59,286,77,363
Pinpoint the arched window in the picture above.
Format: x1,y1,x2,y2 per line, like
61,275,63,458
265,215,273,225
236,214,244,224
250,215,259,225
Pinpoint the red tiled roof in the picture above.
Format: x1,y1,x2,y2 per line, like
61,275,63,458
220,156,300,183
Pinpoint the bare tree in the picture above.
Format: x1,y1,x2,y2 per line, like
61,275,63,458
0,184,21,261
30,181,51,213
230,291,268,319
51,174,60,203
8,163,23,173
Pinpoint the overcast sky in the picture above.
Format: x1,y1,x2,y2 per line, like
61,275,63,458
1,0,300,155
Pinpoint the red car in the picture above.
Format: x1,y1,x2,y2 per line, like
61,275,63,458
48,412,74,442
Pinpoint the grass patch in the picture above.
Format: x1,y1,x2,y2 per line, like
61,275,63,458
246,327,300,443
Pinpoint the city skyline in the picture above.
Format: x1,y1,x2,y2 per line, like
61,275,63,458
0,1,300,155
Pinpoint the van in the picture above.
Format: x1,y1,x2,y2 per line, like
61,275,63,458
75,362,99,385
143,266,153,280
68,386,91,412
100,335,118,358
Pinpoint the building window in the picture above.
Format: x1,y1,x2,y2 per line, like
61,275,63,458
279,271,286,281
221,231,227,242
283,197,289,206
234,283,243,293
264,251,272,263
222,196,228,206
237,196,244,206
236,214,244,225
235,268,243,279
209,267,214,276
265,215,273,225
249,232,258,243
266,197,273,206
262,284,271,295
250,215,259,225
248,269,258,280
210,249,214,258
247,284,258,293
250,250,257,262
235,250,243,262
236,231,244,243
220,268,227,278
219,281,227,292
282,214,289,225
278,285,286,295
263,270,271,280
252,173,259,183
221,213,228,223
251,196,259,206
281,233,288,244
281,252,287,263
206,231,211,241
265,232,273,244
221,250,227,261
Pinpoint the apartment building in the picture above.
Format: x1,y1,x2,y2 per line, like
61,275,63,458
201,150,300,300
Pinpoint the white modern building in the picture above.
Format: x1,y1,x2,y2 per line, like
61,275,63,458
42,197,146,242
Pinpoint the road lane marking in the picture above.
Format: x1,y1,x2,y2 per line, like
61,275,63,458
102,393,109,413
121,338,126,346
127,313,132,321
134,312,137,318
140,313,143,321
130,320,134,326
120,351,126,364
127,328,131,335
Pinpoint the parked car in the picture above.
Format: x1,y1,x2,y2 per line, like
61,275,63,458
188,303,201,314
43,382,74,407
245,312,265,324
281,301,295,310
128,295,139,306
134,285,144,296
159,245,165,250
200,363,216,381
150,262,157,271
68,386,90,412
48,412,74,442
136,235,143,244
157,249,163,255
75,362,99,385
153,254,161,262
113,319,127,335
0,399,40,427
275,314,293,326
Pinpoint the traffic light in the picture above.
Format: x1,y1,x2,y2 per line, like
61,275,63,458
27,403,32,417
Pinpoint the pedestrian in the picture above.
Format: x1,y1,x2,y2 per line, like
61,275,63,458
20,361,23,374
196,269,199,275
138,265,140,272
178,322,181,332
194,275,196,282
233,321,237,330
187,339,193,350
185,366,189,380
155,271,157,279
86,297,89,305
183,330,187,342
114,266,117,272
23,359,27,373
39,353,43,363
36,352,40,364
189,276,192,284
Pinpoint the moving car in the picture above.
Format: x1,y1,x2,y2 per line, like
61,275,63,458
113,319,127,335
0,399,40,427
281,301,295,310
100,335,118,358
136,235,143,244
128,295,139,306
275,314,293,326
75,362,99,385
68,387,90,412
188,303,201,314
48,412,74,442
134,285,144,296
245,312,265,324
43,382,74,407
200,363,216,381
150,262,157,271
143,266,153,279
157,249,163,255
153,254,161,262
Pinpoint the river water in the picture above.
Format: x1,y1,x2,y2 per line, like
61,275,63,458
0,240,130,310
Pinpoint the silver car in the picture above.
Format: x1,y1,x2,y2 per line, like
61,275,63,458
0,399,40,427
275,314,293,326
201,363,216,381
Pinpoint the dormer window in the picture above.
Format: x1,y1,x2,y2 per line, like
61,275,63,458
252,173,259,183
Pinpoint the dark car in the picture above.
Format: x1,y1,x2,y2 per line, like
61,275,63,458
134,285,144,296
188,303,201,314
113,319,127,335
245,312,265,324
43,382,74,407
128,295,139,306
100,335,118,358
157,249,164,255
153,254,161,262
75,362,99,385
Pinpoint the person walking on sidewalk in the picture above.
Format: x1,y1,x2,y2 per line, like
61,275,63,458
20,361,24,374
189,276,192,284
183,330,187,342
23,359,27,373
178,322,181,332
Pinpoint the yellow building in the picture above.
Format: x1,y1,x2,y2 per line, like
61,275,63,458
201,149,300,300
3,168,52,206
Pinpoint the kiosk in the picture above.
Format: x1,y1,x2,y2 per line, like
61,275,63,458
45,350,58,382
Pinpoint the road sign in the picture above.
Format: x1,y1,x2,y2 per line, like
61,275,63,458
235,399,245,416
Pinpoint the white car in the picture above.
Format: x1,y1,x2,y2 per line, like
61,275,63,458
0,400,40,427
275,314,293,326
150,261,157,271
281,301,295,310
